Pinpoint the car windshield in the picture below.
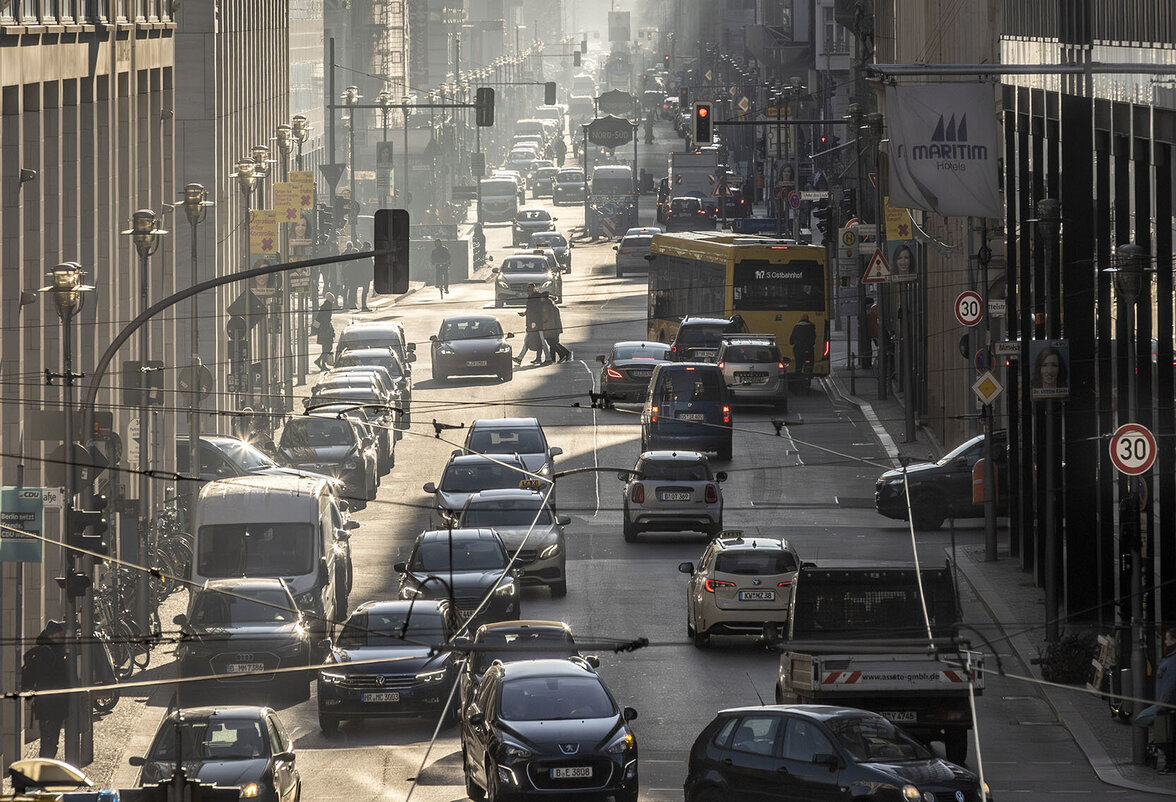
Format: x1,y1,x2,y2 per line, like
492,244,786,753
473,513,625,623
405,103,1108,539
280,418,356,449
411,539,506,572
620,236,653,250
614,343,669,361
714,550,797,575
639,460,709,481
530,234,566,247
468,428,545,454
462,501,553,528
441,319,502,340
337,351,403,377
722,345,780,363
312,388,385,406
336,609,446,648
826,716,933,762
196,523,316,577
518,210,550,222
535,168,559,179
217,439,277,471
189,588,297,627
471,630,575,673
500,675,616,721
677,325,729,347
150,718,269,763
440,462,526,492
557,172,584,183
501,258,548,274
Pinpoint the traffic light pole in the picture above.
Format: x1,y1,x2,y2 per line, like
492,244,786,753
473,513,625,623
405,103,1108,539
58,304,83,767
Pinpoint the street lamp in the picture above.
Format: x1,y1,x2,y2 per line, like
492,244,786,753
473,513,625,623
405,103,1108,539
230,157,258,405
291,114,311,171
250,144,275,209
342,86,361,239
178,184,213,500
39,261,93,767
1105,241,1153,765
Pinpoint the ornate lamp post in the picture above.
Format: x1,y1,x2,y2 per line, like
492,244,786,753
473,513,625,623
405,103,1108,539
230,158,258,404
178,184,213,488
342,86,361,240
291,114,311,171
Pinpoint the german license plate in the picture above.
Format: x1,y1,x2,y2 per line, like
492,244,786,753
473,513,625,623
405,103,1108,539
362,691,400,703
630,370,652,378
660,491,690,501
466,360,488,367
882,710,917,723
226,663,266,674
678,413,704,421
551,767,592,779
735,371,766,382
738,590,776,602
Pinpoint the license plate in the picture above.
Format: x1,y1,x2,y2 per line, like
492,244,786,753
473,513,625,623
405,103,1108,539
881,710,917,723
660,491,691,501
226,663,266,674
362,691,400,703
678,413,704,421
466,360,488,367
630,370,652,378
551,767,592,779
738,590,776,601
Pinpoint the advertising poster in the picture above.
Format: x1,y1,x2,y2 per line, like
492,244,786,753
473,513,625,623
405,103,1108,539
274,182,300,227
1029,339,1070,401
291,170,315,210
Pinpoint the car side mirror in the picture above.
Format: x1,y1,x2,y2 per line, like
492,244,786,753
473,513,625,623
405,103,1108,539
344,520,360,531
469,711,485,727
596,355,607,364
506,331,515,339
423,482,437,494
338,499,350,512
585,655,600,668
452,634,472,650
393,561,407,574
274,751,296,763
429,334,438,341
612,246,618,251
678,561,695,574
406,342,417,351
814,753,841,771
128,756,146,767
491,267,500,273
487,254,495,262
568,242,574,249
408,353,418,363
801,561,817,569
557,515,571,526
173,613,188,627
549,446,563,457
715,472,728,483
334,528,351,541
623,707,638,721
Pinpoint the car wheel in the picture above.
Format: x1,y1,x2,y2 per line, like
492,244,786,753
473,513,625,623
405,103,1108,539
912,493,947,531
943,730,969,765
464,747,486,800
687,618,696,639
550,578,567,598
319,713,339,737
623,518,638,543
334,575,349,624
494,298,504,308
617,789,639,802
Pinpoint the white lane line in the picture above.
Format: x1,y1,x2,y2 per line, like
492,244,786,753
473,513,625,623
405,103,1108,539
578,359,602,517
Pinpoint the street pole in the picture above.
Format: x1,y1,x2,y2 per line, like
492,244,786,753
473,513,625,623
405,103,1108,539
1039,199,1060,640
868,113,888,400
979,218,998,561
180,184,212,491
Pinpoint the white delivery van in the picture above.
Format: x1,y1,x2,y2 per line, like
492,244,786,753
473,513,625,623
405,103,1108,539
191,474,356,646
479,177,521,223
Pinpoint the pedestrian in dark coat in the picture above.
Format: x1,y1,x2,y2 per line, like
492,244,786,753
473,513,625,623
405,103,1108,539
541,292,572,362
315,293,336,370
21,620,70,758
1155,628,1176,772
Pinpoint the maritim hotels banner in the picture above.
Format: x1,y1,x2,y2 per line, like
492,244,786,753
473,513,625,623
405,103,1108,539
884,83,1002,219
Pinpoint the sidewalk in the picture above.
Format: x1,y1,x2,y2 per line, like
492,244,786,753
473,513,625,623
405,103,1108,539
823,335,1175,796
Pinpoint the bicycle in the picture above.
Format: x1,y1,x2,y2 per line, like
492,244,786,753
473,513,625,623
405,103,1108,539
434,260,451,298
1088,628,1131,721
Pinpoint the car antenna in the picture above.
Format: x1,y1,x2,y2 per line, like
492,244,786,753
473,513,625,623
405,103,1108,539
746,672,766,706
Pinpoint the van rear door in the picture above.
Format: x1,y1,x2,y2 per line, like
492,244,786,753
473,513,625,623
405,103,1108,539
654,366,727,436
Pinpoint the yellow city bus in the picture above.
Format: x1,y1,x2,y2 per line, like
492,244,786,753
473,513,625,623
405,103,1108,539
646,232,831,375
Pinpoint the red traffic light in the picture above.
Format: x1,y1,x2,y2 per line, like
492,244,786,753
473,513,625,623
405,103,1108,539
698,106,708,118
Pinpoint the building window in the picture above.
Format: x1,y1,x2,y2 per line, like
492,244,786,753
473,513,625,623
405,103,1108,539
59,0,72,20
391,51,403,63
822,6,849,54
20,0,38,22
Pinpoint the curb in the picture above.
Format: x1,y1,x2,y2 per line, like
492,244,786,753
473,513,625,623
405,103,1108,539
821,374,901,467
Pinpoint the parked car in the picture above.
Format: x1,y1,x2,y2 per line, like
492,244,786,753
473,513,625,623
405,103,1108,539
131,706,301,801
333,320,416,381
597,340,671,403
334,346,412,428
429,314,515,382
875,431,1009,530
395,528,521,625
621,451,726,541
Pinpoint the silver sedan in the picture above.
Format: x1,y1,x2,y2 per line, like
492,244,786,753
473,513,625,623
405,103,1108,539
620,451,726,542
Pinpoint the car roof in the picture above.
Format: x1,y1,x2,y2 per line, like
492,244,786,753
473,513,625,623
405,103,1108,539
165,706,272,721
710,535,793,552
681,316,734,326
498,657,598,680
639,450,707,462
443,314,501,326
519,207,550,214
447,453,527,466
418,527,500,543
718,703,884,723
471,417,541,430
613,340,669,350
624,227,662,235
338,346,398,358
341,320,404,335
354,598,447,616
201,577,290,593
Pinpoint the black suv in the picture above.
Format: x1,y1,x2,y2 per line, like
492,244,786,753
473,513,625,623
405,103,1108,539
875,431,1009,530
685,704,989,802
461,658,639,802
395,528,521,627
669,316,748,363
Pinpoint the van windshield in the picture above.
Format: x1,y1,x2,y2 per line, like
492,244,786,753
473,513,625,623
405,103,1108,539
481,180,517,195
197,523,317,577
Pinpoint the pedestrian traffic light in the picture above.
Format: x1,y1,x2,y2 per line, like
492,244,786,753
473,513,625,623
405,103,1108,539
841,186,856,218
122,360,142,407
813,202,832,245
663,54,670,68
679,88,688,108
373,208,410,295
573,51,581,67
476,87,495,127
692,101,713,145
544,82,557,106
68,494,109,558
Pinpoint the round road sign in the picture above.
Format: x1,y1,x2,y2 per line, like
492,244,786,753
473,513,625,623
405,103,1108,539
955,291,984,327
1109,423,1157,476
788,191,801,210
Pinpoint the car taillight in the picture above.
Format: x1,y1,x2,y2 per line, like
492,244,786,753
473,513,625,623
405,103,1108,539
704,578,735,593
631,483,645,503
607,367,624,379
705,484,718,503
650,405,658,423
717,361,725,370
722,405,731,424
778,580,792,587
823,339,830,358
777,361,785,370
670,345,677,355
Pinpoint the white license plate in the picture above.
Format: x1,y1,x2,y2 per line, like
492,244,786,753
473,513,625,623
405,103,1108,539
551,767,592,779
362,691,400,703
226,663,266,674
881,710,917,723
660,491,691,501
738,590,776,601
678,413,704,421
466,360,488,367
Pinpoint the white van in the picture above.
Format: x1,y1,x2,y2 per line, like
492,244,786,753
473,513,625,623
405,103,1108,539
479,177,521,222
592,165,635,196
191,474,355,646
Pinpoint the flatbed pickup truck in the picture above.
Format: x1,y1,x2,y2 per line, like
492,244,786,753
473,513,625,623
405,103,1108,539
775,566,983,764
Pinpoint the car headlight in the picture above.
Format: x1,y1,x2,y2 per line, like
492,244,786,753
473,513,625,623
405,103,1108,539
503,741,532,759
982,781,991,799
416,668,447,683
295,590,318,609
901,785,921,802
342,459,359,470
604,731,635,754
320,670,346,684
539,279,553,288
494,582,517,597
497,280,510,288
240,782,262,798
438,345,456,355
496,344,512,354
538,543,561,559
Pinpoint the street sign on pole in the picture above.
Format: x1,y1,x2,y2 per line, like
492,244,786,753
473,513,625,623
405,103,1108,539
1109,423,1157,476
972,371,1003,405
0,487,43,562
787,191,801,210
954,290,984,327
993,341,1020,357
862,248,890,284
737,96,750,113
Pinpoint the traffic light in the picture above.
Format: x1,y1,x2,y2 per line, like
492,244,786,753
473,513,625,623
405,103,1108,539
580,39,587,53
122,360,142,407
373,208,410,295
68,493,110,558
56,567,92,599
476,87,495,127
544,82,557,106
841,187,856,218
679,88,688,108
317,203,335,238
573,51,581,67
692,101,713,145
813,202,832,245
663,54,670,68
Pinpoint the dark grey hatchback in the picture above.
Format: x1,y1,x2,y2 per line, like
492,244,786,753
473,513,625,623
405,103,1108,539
641,363,733,461
685,704,990,802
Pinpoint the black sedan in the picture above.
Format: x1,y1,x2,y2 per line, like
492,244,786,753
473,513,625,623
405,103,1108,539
685,704,990,802
512,207,557,246
131,706,300,801
174,579,313,704
455,619,590,710
430,315,515,382
395,528,521,627
317,599,462,735
597,341,672,404
277,414,379,506
334,346,412,427
875,431,1009,530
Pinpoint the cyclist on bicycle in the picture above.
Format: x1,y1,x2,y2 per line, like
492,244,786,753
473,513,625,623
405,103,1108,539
431,238,451,297
789,314,817,388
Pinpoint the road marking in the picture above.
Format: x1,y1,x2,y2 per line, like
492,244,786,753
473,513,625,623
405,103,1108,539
578,359,601,517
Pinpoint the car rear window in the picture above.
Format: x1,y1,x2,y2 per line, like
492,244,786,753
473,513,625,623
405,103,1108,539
280,417,356,448
440,462,526,492
722,345,780,363
501,257,548,273
715,550,797,575
639,460,709,481
557,172,585,183
621,235,653,249
614,343,669,360
468,429,546,454
670,198,700,212
656,368,725,402
677,325,729,347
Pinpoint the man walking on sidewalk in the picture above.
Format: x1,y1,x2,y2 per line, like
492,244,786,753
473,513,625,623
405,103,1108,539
541,292,572,362
21,620,70,758
314,293,336,370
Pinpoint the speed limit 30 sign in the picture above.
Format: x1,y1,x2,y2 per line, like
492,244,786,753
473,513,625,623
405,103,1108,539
955,291,984,327
1109,422,1157,476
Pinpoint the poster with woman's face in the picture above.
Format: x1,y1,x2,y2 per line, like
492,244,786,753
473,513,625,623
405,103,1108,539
249,254,280,296
290,210,315,247
887,240,918,278
1029,339,1070,400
